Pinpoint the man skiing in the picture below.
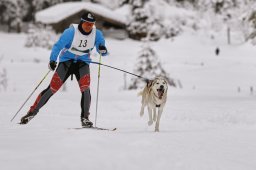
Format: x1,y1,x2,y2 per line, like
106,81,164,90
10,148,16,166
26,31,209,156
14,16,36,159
20,12,108,127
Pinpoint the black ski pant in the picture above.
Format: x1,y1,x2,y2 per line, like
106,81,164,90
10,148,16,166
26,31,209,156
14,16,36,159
28,60,91,119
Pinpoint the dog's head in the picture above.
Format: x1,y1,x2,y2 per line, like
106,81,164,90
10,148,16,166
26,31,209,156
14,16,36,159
149,77,168,100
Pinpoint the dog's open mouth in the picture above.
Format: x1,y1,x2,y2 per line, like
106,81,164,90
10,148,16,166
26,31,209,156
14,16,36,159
157,88,165,99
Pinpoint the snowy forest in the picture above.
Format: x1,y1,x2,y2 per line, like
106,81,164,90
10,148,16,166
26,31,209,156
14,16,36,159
1,0,256,42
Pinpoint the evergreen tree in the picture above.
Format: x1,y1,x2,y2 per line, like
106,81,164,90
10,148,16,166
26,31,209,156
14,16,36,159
0,0,76,32
32,0,64,12
25,24,57,49
0,0,18,32
126,0,148,40
0,0,31,32
126,0,164,41
129,41,176,89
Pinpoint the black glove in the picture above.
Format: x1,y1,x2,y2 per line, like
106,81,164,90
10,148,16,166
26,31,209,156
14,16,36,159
48,61,57,71
99,45,107,55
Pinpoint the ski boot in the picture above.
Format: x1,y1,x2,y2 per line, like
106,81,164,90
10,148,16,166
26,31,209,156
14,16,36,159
20,112,36,124
81,117,93,128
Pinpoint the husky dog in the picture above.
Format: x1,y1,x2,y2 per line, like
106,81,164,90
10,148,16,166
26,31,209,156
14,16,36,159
139,77,168,132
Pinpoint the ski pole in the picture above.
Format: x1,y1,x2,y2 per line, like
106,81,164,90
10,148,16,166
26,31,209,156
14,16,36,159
94,54,102,127
10,70,51,122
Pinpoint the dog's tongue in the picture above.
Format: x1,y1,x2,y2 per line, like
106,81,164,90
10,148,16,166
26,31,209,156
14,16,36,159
158,90,164,99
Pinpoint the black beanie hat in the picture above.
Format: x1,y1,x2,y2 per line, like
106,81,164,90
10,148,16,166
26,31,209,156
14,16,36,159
81,12,96,23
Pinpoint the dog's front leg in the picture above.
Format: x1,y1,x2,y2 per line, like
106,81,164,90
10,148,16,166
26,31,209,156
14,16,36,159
155,108,163,132
153,108,157,122
147,106,153,126
140,104,145,117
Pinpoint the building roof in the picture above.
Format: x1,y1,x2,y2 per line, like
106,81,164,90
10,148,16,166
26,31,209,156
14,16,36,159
35,2,129,25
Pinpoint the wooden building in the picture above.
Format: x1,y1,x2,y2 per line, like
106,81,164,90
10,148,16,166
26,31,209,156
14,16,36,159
35,2,128,39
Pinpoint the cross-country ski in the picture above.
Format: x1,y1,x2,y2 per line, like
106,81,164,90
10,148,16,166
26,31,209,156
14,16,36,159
69,127,117,131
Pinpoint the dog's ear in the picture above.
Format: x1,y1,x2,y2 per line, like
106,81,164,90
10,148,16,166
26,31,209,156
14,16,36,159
164,79,169,87
164,79,168,85
147,80,153,88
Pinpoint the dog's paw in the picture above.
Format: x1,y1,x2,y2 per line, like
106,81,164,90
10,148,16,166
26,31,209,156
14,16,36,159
155,128,159,132
148,120,153,126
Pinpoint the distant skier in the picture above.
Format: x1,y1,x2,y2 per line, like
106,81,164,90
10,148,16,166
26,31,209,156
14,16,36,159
215,47,220,56
20,12,108,127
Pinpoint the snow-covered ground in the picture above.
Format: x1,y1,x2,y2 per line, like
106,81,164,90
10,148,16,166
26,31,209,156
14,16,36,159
1,32,256,170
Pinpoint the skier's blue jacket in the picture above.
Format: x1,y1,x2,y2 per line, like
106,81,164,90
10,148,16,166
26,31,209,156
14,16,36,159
50,26,107,63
